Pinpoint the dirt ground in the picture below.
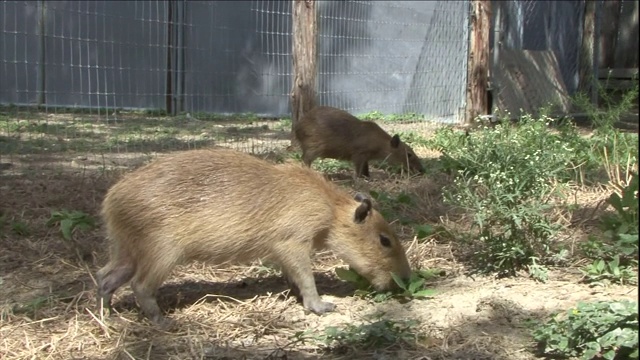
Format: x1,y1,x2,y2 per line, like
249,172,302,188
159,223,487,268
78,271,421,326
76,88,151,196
0,112,637,360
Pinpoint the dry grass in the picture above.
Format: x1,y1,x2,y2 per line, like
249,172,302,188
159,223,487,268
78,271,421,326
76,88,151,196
1,115,638,360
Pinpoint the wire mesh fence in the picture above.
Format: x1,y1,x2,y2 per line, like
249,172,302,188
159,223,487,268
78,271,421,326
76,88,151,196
0,0,471,178
490,0,586,117
316,1,470,122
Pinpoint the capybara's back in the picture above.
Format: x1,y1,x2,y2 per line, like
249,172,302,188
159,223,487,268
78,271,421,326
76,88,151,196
96,148,411,327
294,106,424,177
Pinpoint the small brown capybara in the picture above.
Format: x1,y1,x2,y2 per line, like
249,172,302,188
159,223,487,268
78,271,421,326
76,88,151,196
294,106,425,178
96,148,412,327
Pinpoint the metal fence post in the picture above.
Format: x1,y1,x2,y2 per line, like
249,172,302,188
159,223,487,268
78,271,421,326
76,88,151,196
174,0,185,115
37,0,46,106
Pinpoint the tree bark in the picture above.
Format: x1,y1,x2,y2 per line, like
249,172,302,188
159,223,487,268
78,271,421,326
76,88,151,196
290,0,317,149
578,1,596,97
599,0,621,70
465,0,491,124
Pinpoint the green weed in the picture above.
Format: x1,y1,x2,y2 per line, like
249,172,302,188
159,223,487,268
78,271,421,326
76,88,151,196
11,221,30,236
319,319,419,349
433,114,573,278
581,173,638,285
533,300,638,360
335,267,439,302
572,73,638,131
359,111,425,123
311,158,353,174
46,210,96,241
369,190,414,225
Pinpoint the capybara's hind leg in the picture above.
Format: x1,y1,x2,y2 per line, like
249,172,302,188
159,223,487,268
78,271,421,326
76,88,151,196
130,279,167,327
129,261,176,328
96,262,135,314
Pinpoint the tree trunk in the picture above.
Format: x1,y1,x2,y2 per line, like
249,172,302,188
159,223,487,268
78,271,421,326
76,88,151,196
465,0,491,124
578,1,596,97
599,0,621,70
290,0,317,149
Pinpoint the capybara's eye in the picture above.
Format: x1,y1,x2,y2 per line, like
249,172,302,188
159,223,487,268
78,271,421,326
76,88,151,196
379,235,391,248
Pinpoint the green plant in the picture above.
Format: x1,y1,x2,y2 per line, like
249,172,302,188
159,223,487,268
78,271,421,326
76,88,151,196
336,267,438,302
391,272,437,299
434,114,577,277
395,130,430,147
572,73,638,131
358,111,424,123
412,224,435,240
581,255,637,285
11,221,30,236
581,173,638,285
533,300,638,360
319,319,419,349
311,158,353,174
570,77,639,185
335,267,394,302
604,172,639,234
275,117,292,131
335,267,372,291
369,190,414,225
46,210,96,241
527,257,549,283
12,295,55,319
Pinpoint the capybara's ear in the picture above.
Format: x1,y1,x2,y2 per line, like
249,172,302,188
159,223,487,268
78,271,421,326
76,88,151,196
390,134,401,148
354,197,372,224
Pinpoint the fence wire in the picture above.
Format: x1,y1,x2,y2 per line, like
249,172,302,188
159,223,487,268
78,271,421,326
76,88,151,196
317,1,470,124
1,0,472,178
491,0,586,117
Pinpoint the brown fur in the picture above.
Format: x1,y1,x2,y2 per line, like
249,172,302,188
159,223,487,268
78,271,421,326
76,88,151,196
96,148,411,327
294,106,425,177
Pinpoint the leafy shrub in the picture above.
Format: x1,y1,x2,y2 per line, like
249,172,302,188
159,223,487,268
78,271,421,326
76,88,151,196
319,319,419,349
581,173,638,285
430,115,575,278
572,74,638,131
533,300,638,360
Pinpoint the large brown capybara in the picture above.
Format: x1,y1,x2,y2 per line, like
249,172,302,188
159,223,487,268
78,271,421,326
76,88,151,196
294,106,425,177
96,148,412,327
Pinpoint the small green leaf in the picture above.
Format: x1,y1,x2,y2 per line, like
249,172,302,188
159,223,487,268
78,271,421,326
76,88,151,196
413,224,434,239
412,289,437,298
609,301,632,316
417,268,443,280
60,218,74,241
601,348,616,360
391,273,407,291
408,278,425,293
335,268,362,283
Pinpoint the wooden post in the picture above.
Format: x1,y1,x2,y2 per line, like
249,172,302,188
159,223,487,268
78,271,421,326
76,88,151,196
578,0,596,97
290,0,317,149
599,0,622,69
465,0,491,124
